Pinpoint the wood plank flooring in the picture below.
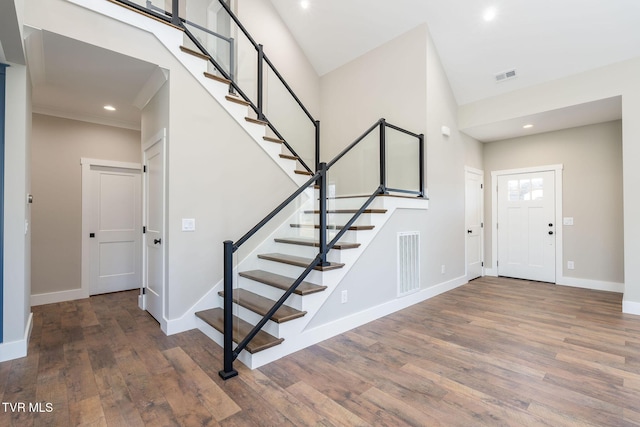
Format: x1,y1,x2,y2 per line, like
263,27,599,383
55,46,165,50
2,276,640,426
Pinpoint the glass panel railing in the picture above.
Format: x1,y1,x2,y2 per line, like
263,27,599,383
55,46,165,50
181,0,317,172
385,124,422,195
264,66,316,171
183,0,234,77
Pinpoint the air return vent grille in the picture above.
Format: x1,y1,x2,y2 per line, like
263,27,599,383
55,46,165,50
398,232,420,296
495,68,517,83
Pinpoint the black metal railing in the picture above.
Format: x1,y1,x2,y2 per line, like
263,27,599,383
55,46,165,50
113,0,319,173
219,118,425,379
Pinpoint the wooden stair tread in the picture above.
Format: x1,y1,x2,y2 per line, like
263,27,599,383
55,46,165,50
279,154,299,161
225,95,250,106
274,237,360,250
304,209,387,214
290,223,375,231
245,117,268,126
263,136,285,144
294,170,313,176
219,288,306,323
195,308,283,353
239,270,327,295
258,253,345,271
203,71,231,85
180,45,210,61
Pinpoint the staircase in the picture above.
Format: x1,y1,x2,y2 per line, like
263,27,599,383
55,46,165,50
106,0,426,376
194,197,391,368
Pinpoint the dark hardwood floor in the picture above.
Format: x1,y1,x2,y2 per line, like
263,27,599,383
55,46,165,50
2,276,640,426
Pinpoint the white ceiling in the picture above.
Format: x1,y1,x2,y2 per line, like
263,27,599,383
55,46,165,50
269,0,640,141
26,30,159,130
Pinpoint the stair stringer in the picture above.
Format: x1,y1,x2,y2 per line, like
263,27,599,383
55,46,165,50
196,195,430,369
70,0,309,187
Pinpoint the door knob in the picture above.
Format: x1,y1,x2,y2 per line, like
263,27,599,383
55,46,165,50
548,231,554,235
548,223,553,227
467,229,472,234
154,238,162,245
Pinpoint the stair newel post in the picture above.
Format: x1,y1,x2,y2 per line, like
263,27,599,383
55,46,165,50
219,240,238,380
379,118,388,194
171,0,180,25
418,133,425,198
318,162,330,267
315,120,321,173
257,44,265,121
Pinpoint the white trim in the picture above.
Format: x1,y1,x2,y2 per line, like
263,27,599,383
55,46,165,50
465,166,484,281
557,276,624,293
0,313,33,362
80,158,142,302
31,288,88,306
623,299,640,316
141,129,167,328
490,164,563,282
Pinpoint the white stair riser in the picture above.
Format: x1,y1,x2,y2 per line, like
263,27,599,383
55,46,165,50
238,278,303,309
238,278,326,312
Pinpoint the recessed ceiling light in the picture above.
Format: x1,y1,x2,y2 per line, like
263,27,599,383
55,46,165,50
104,105,116,111
483,7,497,22
523,124,534,129
300,0,309,9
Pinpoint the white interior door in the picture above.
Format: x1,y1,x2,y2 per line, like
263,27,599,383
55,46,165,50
143,131,166,324
465,168,484,281
88,165,142,295
497,171,556,282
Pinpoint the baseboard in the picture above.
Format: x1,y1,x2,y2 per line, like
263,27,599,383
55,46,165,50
623,299,640,316
0,313,33,362
484,268,498,277
164,280,223,335
246,275,468,369
31,288,89,306
556,276,624,293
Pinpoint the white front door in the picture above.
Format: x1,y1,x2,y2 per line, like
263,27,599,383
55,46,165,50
143,131,166,324
88,165,142,295
497,171,556,282
465,168,484,281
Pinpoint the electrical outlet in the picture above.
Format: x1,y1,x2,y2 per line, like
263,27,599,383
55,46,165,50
341,290,348,304
441,265,446,274
567,261,575,270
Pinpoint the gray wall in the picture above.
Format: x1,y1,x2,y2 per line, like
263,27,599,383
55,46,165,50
30,114,141,296
483,120,624,284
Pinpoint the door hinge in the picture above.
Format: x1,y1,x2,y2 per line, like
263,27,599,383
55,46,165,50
143,226,146,234
481,222,484,228
143,165,147,173
481,262,484,267
497,260,499,266
480,183,483,189
142,287,146,295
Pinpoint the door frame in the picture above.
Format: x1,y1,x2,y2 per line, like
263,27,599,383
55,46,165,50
0,63,7,343
490,164,563,282
140,129,167,328
465,166,484,281
81,158,142,298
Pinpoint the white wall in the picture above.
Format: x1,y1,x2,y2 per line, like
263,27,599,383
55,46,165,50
460,58,640,312
30,114,141,298
483,121,624,287
319,24,482,289
1,62,31,361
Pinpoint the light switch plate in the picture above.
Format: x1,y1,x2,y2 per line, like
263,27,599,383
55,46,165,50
182,218,196,232
563,217,574,226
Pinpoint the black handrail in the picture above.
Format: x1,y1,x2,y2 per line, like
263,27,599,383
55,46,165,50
114,0,318,173
219,119,425,379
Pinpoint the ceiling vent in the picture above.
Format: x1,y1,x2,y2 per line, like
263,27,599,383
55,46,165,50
495,69,517,83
